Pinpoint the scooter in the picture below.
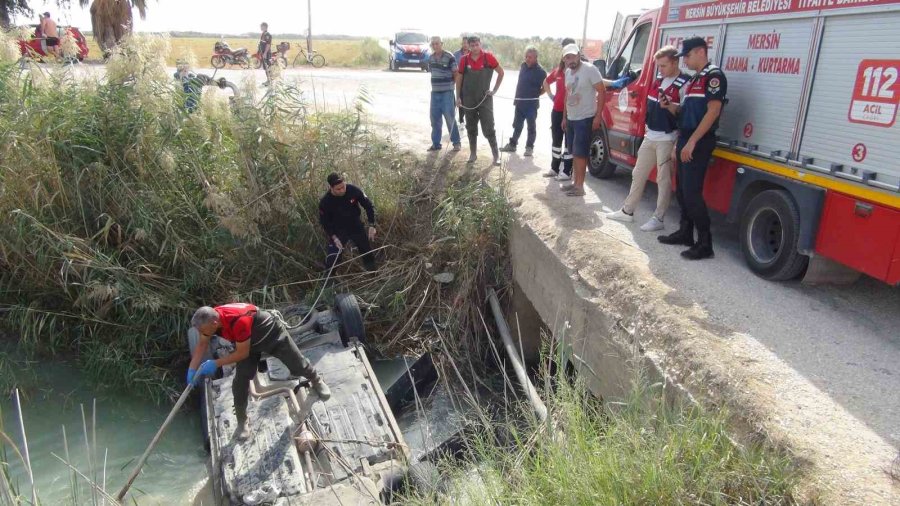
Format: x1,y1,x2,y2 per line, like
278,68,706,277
210,39,250,69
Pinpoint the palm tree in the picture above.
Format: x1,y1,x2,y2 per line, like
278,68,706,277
78,0,148,55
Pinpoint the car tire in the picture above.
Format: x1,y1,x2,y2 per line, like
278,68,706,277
588,128,617,179
211,55,225,69
739,189,809,281
334,293,367,348
389,57,397,71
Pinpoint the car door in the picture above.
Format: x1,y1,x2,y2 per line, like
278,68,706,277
604,21,654,165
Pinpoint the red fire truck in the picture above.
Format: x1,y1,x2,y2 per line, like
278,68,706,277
590,0,900,284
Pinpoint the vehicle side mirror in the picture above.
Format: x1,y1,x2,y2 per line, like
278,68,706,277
593,59,607,78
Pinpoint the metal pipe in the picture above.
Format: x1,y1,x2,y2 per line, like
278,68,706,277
303,450,316,490
487,289,547,422
249,377,302,417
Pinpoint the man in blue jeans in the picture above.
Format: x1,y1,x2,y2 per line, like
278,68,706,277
427,36,462,152
500,46,547,157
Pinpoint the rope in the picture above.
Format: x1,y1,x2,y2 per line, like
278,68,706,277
457,92,542,111
271,245,343,330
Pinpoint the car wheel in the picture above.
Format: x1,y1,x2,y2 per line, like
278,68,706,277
334,293,367,348
588,128,617,178
389,57,397,71
739,189,809,281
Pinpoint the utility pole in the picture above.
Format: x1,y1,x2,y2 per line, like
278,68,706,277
581,0,590,49
307,0,312,54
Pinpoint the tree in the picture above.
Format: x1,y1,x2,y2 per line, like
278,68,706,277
1,0,32,29
78,0,147,55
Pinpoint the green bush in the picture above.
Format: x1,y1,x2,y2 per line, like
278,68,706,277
352,37,388,67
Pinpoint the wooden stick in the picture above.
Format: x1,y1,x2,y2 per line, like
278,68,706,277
115,383,194,502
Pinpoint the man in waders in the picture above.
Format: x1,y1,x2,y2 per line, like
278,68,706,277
456,35,504,165
188,303,331,441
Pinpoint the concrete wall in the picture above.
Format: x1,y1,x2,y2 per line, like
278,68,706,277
506,215,898,505
509,220,668,403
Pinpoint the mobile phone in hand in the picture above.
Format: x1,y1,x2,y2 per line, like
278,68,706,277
659,88,669,105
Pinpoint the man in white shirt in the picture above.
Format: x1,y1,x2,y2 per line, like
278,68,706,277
559,44,605,197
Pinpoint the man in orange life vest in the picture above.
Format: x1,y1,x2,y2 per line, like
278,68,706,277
188,303,331,441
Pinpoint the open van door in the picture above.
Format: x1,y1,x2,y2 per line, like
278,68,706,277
601,13,640,75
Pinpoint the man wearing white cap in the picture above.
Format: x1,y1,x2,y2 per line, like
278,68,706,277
560,43,605,197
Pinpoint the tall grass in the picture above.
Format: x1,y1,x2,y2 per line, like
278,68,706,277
407,378,799,505
0,33,510,401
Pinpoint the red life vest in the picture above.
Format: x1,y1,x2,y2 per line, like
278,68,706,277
213,303,258,343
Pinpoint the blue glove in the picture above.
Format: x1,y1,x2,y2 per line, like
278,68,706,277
197,359,218,379
186,367,197,385
610,77,630,89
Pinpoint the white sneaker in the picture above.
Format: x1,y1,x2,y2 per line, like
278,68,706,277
606,209,634,223
556,172,571,181
640,216,665,232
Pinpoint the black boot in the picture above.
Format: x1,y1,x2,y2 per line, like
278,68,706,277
233,413,251,441
467,138,478,164
681,230,714,260
658,219,695,246
488,137,501,166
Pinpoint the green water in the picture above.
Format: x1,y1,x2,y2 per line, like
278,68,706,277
2,357,463,505
1,361,212,505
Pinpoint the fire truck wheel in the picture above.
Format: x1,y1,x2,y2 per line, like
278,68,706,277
335,293,368,348
740,189,809,281
588,128,617,179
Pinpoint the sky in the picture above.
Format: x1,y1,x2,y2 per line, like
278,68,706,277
19,0,662,40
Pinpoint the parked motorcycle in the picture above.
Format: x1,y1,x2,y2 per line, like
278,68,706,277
251,41,289,69
210,40,250,69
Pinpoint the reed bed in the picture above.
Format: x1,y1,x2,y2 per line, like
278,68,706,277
0,32,511,402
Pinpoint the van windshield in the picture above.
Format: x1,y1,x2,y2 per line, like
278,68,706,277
397,32,428,44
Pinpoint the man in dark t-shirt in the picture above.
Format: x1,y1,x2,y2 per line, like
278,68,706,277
319,172,377,271
500,46,547,156
188,303,331,441
259,22,273,83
